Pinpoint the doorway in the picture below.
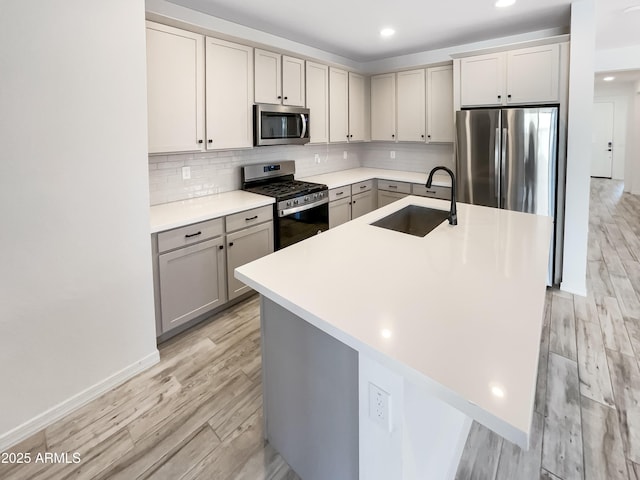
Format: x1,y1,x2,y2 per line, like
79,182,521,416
591,101,614,178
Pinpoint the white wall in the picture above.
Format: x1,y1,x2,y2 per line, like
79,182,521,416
561,0,596,296
0,0,158,449
595,45,640,73
634,81,640,195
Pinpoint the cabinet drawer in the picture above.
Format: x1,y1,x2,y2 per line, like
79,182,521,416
411,183,452,200
329,185,351,201
158,217,224,253
226,205,273,233
352,180,374,194
377,180,411,194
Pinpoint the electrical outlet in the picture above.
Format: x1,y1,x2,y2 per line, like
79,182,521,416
343,151,348,160
390,151,396,159
314,154,321,164
368,382,391,432
182,166,191,180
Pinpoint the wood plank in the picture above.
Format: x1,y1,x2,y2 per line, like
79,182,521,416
542,352,584,480
550,294,577,360
587,260,615,297
209,381,262,441
576,316,615,406
540,469,563,480
574,295,599,324
495,412,544,480
581,396,628,480
606,349,640,464
610,274,640,320
628,461,640,480
598,297,634,356
141,425,219,480
455,421,503,480
229,442,300,480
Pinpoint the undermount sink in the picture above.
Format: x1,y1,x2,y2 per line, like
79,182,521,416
371,205,450,237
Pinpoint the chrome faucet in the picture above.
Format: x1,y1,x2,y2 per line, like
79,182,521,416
426,166,457,226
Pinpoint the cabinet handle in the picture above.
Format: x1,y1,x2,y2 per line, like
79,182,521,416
277,96,282,99
218,245,224,250
497,95,501,100
388,185,397,189
185,231,202,238
352,200,356,204
336,191,344,196
507,94,512,99
229,242,234,247
284,96,288,100
350,134,353,138
198,139,203,144
208,139,213,144
425,190,436,194
391,134,395,138
245,215,258,221
427,134,431,139
360,185,366,189
421,134,425,138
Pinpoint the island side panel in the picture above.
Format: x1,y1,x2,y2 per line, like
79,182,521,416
261,296,359,480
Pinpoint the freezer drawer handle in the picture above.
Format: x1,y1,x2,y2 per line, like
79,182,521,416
245,215,258,221
184,231,202,238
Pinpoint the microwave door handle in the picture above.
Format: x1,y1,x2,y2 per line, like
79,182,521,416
300,114,307,139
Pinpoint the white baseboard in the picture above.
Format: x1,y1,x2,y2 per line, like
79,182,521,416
0,349,160,452
559,280,587,297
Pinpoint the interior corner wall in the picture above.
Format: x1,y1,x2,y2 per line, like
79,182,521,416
0,0,158,449
560,0,596,296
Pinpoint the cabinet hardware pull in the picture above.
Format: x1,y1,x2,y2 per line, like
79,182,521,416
388,185,397,188
353,200,356,204
277,96,282,99
208,139,213,143
218,245,224,250
245,215,258,221
497,95,501,100
427,135,431,139
185,231,202,238
421,134,425,138
391,134,395,138
198,139,203,144
507,94,512,99
284,96,288,100
229,242,234,247
336,191,344,196
350,134,353,138
360,185,366,189
426,190,436,194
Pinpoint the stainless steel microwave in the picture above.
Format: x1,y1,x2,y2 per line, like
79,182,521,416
254,104,310,146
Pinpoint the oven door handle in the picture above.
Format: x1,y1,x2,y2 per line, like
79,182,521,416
300,114,307,139
279,197,328,217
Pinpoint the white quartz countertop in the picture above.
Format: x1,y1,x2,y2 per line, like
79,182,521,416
236,196,552,447
301,167,452,189
149,190,274,233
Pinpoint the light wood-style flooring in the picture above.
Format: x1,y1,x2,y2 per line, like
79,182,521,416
2,178,639,480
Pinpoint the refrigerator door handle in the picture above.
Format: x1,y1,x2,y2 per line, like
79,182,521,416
495,128,500,201
501,127,508,209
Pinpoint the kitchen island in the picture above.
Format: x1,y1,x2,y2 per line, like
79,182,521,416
235,195,552,480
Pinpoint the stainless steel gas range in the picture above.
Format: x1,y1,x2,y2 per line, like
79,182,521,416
241,161,329,249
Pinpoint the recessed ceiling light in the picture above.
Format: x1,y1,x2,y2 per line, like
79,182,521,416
495,0,516,7
380,28,395,37
624,5,640,13
603,76,615,82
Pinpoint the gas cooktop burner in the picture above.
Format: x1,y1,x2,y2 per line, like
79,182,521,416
244,179,327,201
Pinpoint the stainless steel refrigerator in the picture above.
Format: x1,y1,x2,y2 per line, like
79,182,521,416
455,107,562,285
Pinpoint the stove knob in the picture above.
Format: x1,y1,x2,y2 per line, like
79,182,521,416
313,193,318,199
286,201,292,207
304,196,309,202
294,199,299,205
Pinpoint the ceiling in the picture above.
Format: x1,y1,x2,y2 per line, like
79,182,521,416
167,0,640,62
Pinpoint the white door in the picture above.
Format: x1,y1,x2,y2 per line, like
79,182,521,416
591,102,614,178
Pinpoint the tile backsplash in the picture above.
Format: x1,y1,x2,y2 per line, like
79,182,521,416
148,142,453,205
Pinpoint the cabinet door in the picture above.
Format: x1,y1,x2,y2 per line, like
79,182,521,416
377,190,407,208
146,22,204,154
351,190,376,218
371,73,396,141
329,67,349,142
282,56,305,107
255,49,281,104
227,222,274,300
460,53,505,107
506,45,560,104
427,66,454,143
397,69,426,142
306,61,329,143
329,197,352,228
159,237,227,332
205,38,253,150
348,72,366,141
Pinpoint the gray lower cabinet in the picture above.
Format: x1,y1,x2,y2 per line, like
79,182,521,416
158,236,227,332
378,189,408,207
329,196,352,228
411,183,451,200
226,221,274,300
351,189,376,218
